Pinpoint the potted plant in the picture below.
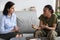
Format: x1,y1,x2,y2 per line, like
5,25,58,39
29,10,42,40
55,7,60,19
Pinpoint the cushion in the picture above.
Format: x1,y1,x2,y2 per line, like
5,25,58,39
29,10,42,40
15,11,39,33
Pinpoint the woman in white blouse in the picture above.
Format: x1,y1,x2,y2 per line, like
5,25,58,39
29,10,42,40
0,1,21,40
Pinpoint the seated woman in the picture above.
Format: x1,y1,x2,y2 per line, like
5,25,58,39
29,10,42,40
0,1,22,40
32,5,57,40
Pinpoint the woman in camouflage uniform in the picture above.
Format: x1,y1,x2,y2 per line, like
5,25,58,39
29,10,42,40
32,5,57,40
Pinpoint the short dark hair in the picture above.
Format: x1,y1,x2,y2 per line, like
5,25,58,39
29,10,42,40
3,1,15,16
44,5,54,14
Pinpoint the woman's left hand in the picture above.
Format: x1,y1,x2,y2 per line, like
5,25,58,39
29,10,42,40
14,26,20,32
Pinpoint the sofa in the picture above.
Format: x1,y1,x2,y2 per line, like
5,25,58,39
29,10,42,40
0,11,60,40
15,11,39,39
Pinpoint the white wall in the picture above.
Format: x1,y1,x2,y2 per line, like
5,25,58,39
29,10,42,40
0,0,56,17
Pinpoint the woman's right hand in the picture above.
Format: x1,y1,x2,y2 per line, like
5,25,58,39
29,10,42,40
14,26,20,32
11,26,20,32
32,24,40,30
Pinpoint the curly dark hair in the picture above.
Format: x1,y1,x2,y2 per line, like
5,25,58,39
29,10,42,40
44,5,54,14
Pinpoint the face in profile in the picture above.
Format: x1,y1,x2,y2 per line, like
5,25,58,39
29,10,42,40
8,5,15,14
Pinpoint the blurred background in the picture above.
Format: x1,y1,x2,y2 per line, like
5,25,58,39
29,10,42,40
0,0,60,18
